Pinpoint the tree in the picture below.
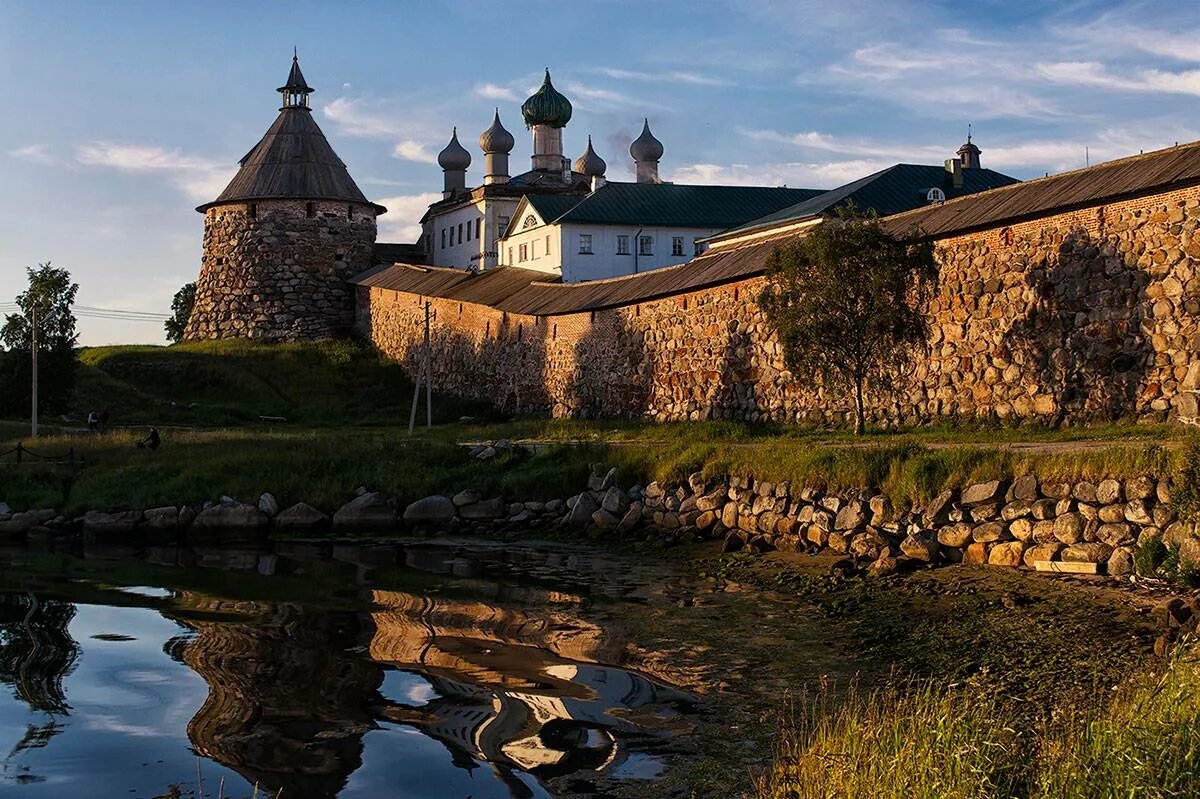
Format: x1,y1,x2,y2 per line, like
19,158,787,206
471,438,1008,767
0,263,79,417
758,211,937,434
164,282,196,343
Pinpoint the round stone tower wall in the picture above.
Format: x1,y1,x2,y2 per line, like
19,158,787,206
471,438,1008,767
184,199,377,341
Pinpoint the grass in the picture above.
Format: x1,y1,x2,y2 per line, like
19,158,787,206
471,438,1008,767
755,642,1200,799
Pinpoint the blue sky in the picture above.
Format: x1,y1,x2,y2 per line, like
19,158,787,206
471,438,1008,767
5,0,1200,344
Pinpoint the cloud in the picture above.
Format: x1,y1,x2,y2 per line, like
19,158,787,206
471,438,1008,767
1036,61,1200,96
392,139,436,164
10,143,55,165
374,192,441,243
593,67,730,86
75,141,234,202
674,159,888,189
741,128,948,161
473,82,520,102
322,96,412,139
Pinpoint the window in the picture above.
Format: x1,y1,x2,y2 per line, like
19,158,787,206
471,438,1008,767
457,223,463,244
522,214,538,229
441,229,446,249
306,202,315,218
616,235,630,255
672,236,684,257
519,243,528,262
694,241,705,256
347,204,353,218
639,235,653,256
545,234,551,256
475,218,481,240
508,247,513,264
579,234,592,254
466,220,472,242
248,203,257,219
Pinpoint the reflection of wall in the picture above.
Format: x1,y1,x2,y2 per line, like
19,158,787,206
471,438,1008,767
0,595,78,715
174,596,382,799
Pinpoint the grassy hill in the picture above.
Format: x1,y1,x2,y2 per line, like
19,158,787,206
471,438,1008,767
72,339,489,428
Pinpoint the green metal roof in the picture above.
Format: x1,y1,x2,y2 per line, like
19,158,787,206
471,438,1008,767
719,163,1019,238
519,182,822,231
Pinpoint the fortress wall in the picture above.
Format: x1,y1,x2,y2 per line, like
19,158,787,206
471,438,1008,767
187,199,377,341
361,184,1200,426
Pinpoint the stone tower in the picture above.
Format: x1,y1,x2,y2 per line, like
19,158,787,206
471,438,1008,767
185,53,386,341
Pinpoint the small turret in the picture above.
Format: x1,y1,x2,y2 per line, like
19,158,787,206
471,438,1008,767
438,127,471,197
479,110,514,186
278,48,314,110
957,125,981,169
630,119,663,184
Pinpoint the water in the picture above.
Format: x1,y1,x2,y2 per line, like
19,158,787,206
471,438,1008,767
0,540,699,798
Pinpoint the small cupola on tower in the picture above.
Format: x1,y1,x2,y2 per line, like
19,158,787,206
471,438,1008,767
630,119,664,184
575,136,607,190
278,48,314,110
438,127,471,198
957,125,981,169
479,109,515,186
522,69,572,174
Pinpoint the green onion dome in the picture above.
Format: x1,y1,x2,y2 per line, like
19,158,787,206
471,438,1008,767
521,69,573,129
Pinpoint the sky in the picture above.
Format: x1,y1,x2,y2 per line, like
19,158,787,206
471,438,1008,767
5,0,1200,345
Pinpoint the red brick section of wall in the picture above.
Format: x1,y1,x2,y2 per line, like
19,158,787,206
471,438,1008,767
361,184,1200,426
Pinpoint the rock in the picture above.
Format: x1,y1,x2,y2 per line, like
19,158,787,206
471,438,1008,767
1061,542,1113,563
566,492,599,526
601,487,630,515
600,466,619,491
828,558,857,579
258,493,279,517
142,506,179,530
1096,479,1123,505
178,505,197,527
1009,518,1034,542
937,522,974,548
592,509,620,529
0,501,10,517
458,497,506,520
923,489,955,525
969,502,1001,522
1030,499,1057,520
962,480,1003,506
720,503,739,529
695,510,718,530
545,499,565,514
972,521,1009,543
1125,475,1156,501
1011,474,1039,502
1098,504,1126,523
835,501,867,531
696,490,726,512
1031,520,1058,543
988,541,1027,567
805,524,828,547
867,555,899,577
1041,481,1072,499
1097,523,1135,547
900,530,939,562
1053,513,1084,544
192,504,270,530
452,489,481,507
722,531,746,552
963,542,989,565
826,531,849,553
1180,537,1200,569
275,502,330,531
1000,501,1031,521
1124,499,1154,526
475,446,497,460
82,510,142,534
1071,481,1097,503
1153,504,1176,528
1023,542,1064,567
869,494,892,522
617,502,644,534
1108,547,1135,577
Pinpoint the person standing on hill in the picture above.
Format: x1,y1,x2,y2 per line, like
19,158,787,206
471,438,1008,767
98,409,109,433
137,427,160,451
86,411,98,432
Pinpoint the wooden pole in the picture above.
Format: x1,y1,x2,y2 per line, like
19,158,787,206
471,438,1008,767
407,350,422,438
30,304,38,438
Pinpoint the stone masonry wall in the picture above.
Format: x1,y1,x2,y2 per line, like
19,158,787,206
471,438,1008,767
361,185,1200,426
187,199,377,341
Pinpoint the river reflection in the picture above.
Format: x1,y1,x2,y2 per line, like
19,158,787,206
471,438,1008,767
0,541,696,798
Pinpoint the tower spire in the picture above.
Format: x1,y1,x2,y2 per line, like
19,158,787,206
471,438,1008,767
278,50,314,109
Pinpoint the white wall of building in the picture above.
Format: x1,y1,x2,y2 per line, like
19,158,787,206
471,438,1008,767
423,196,520,270
502,222,720,281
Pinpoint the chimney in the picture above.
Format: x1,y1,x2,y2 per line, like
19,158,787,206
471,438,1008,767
591,175,606,192
944,158,963,189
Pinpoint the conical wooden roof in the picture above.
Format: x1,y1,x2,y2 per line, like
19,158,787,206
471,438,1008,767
199,106,383,213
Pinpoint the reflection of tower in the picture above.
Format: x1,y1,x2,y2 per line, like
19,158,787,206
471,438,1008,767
175,598,382,799
0,594,79,714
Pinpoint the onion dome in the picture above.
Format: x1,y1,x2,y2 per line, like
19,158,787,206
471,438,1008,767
630,118,664,162
479,109,515,154
437,127,472,171
574,136,607,177
521,69,573,129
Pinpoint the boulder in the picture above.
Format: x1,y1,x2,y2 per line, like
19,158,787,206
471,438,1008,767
1125,475,1156,502
900,531,939,562
1030,499,1057,520
452,489,481,507
1009,518,1034,542
867,555,899,578
1000,501,1031,521
1107,547,1135,577
601,487,630,515
1023,542,1064,567
83,510,142,534
1031,519,1058,543
616,503,643,534
1071,481,1097,503
961,480,1003,506
720,502,739,529
591,509,620,529
963,542,989,565
923,489,955,526
332,493,399,528
566,492,599,526
1124,500,1154,526
1180,537,1200,570
191,504,270,530
275,502,330,532
458,498,506,520
835,501,867,531
545,498,565,514
988,541,1027,567
969,502,1001,522
1098,504,1126,523
0,501,11,518
1011,474,1039,502
695,490,726,512
972,521,1008,543
1097,523,1135,547
937,522,974,548
1053,513,1085,544
258,493,279,517
142,506,179,530
1096,479,1123,505
1061,542,1113,563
